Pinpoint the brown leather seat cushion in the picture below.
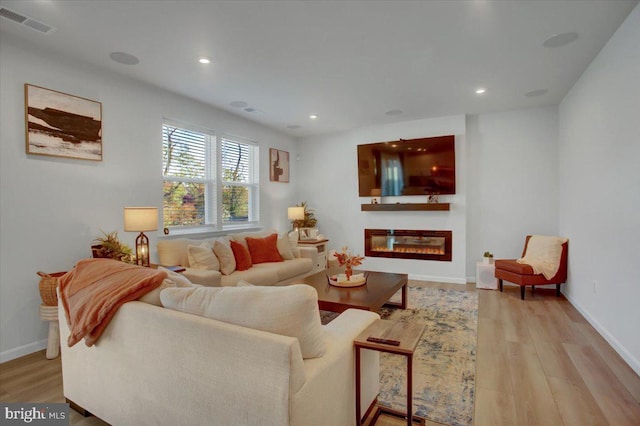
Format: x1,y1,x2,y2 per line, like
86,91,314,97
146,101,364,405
494,259,536,275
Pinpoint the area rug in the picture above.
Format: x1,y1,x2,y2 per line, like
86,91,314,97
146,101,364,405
321,284,477,426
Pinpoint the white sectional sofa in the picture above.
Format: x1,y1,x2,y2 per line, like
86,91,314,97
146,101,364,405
59,298,380,426
157,231,317,286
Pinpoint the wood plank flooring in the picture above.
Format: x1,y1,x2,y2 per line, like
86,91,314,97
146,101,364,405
1,281,639,425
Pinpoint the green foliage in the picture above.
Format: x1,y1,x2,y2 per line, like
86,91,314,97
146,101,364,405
483,251,493,258
292,201,318,228
93,230,135,264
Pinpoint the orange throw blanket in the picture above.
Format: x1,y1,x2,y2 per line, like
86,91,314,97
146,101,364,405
59,258,167,347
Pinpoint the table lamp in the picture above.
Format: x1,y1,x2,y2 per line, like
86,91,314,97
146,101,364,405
124,207,158,267
287,206,305,232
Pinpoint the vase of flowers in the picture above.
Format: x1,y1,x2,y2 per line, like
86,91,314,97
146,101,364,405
333,246,364,281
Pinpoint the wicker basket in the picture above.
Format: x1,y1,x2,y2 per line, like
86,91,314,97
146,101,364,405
37,271,66,306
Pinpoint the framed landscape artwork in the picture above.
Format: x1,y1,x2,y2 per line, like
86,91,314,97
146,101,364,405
269,148,289,182
25,84,103,161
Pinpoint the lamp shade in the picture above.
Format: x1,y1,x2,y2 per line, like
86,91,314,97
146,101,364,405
287,207,305,220
124,207,158,232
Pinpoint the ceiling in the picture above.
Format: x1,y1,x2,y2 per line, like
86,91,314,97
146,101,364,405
1,0,637,138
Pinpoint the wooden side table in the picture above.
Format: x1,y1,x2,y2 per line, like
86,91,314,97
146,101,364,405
39,304,60,359
354,319,426,426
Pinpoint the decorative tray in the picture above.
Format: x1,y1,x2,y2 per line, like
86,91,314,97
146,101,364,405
327,273,367,288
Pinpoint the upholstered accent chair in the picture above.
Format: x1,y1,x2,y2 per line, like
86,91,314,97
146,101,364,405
494,235,568,300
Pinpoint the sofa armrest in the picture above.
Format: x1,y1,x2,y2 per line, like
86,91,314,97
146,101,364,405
298,246,318,264
182,268,222,287
290,309,380,426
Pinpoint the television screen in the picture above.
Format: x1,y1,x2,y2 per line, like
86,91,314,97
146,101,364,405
357,135,455,197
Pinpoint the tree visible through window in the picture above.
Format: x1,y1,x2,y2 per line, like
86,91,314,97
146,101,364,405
162,122,258,230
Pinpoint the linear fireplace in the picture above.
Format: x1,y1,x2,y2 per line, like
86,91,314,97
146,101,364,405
364,229,452,261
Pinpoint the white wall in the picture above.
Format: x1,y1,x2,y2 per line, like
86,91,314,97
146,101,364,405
558,5,640,374
466,107,559,280
298,116,467,283
0,34,299,361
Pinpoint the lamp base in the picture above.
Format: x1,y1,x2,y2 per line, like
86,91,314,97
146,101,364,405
135,232,150,267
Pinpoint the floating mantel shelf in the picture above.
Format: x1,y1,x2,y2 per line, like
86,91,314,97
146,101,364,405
361,203,450,212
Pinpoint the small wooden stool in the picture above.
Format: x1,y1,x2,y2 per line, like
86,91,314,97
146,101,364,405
39,304,60,359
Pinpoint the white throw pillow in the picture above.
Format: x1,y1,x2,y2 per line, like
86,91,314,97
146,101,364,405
187,242,220,271
160,285,326,359
213,240,236,275
277,234,295,260
288,230,301,258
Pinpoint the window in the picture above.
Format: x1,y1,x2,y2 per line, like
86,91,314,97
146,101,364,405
162,121,259,231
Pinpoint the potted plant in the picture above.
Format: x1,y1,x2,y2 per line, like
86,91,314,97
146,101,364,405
292,201,319,240
483,251,494,264
92,230,135,264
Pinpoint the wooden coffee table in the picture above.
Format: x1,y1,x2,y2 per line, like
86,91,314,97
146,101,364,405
300,267,408,313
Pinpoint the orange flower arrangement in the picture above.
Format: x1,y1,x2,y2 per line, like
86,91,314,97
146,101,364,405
333,246,364,280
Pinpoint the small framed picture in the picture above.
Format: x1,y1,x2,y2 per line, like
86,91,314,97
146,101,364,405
25,84,102,161
299,228,319,240
269,148,289,182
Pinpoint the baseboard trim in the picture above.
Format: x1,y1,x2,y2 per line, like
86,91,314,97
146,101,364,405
562,291,640,376
409,274,466,284
0,339,47,363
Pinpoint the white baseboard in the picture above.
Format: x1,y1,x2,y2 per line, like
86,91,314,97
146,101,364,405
562,291,640,376
409,274,467,284
0,339,47,364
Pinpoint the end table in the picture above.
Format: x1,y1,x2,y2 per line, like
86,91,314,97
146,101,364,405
297,239,329,272
354,319,426,425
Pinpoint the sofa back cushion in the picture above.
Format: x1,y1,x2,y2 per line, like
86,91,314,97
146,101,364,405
187,242,220,271
246,234,284,264
160,285,326,359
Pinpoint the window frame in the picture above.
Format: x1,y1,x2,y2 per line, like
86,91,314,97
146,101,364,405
162,120,259,234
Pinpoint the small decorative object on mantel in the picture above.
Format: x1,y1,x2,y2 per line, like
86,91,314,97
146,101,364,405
483,251,494,264
427,193,440,204
333,246,365,283
370,188,381,204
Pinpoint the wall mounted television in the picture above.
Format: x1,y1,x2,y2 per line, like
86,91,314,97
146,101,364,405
357,135,455,197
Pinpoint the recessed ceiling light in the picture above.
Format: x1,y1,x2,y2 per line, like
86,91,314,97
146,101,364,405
109,52,139,65
230,101,248,108
385,109,403,116
475,88,486,95
309,115,318,120
543,32,579,48
198,57,211,64
525,89,549,97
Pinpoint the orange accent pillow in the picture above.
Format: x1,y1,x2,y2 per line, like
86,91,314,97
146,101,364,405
230,240,253,271
246,233,284,264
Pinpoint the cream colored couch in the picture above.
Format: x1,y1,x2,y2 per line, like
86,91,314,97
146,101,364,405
157,231,317,286
59,300,380,426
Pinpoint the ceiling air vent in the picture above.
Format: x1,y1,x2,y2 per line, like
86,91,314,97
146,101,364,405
0,7,55,34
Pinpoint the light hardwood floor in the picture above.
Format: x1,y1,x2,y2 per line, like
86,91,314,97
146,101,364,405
2,281,639,426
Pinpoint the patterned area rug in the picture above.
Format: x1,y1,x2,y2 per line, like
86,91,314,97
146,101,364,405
321,284,477,426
